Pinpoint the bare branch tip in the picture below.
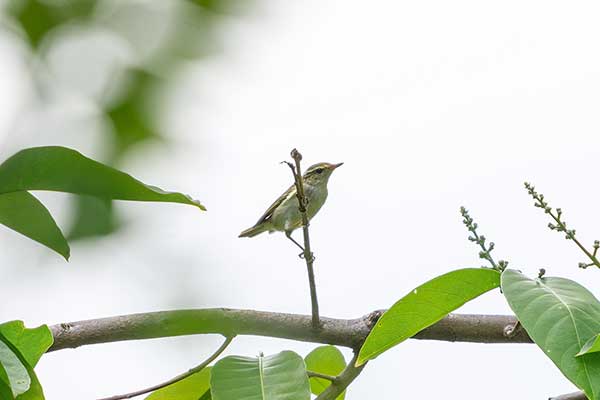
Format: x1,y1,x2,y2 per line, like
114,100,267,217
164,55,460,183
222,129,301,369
291,148,302,161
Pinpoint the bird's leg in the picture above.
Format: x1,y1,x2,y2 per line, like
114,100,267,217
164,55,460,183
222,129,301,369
285,231,305,255
285,232,315,261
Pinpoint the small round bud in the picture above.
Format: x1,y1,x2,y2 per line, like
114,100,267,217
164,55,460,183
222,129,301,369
291,148,302,161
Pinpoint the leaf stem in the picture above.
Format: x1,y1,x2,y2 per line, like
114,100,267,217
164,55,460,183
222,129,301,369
96,335,234,400
307,370,337,382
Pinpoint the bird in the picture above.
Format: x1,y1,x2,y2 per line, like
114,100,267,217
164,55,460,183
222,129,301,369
238,162,343,250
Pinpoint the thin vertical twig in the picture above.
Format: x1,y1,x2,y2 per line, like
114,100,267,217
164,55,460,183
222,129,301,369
286,148,320,328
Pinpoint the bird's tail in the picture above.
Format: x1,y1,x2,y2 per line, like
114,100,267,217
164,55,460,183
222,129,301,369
238,224,268,238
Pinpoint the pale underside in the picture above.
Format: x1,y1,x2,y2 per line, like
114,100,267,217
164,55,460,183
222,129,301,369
258,183,328,233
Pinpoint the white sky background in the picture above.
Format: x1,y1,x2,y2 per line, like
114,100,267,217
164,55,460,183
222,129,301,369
2,0,600,398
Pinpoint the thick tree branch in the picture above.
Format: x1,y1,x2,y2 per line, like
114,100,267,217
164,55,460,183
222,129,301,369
549,392,587,400
47,309,531,353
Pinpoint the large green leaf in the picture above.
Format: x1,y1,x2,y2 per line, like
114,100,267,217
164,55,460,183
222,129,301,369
0,146,205,210
0,332,44,400
0,322,53,368
357,268,500,366
210,351,310,400
145,368,211,400
501,269,600,400
0,192,69,260
304,346,346,399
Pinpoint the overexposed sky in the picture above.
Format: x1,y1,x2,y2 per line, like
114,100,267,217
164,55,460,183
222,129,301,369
2,1,600,398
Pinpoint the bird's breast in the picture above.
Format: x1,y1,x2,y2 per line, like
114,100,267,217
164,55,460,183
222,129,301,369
271,184,328,232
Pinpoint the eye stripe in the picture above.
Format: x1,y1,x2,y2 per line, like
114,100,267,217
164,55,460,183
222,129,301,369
306,164,328,175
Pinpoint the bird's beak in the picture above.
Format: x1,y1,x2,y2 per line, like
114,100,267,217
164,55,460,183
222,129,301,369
331,162,344,169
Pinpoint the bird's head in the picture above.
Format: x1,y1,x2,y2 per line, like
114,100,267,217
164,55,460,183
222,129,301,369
302,162,343,186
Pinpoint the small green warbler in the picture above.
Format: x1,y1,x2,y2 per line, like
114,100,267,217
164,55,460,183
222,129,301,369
239,162,343,247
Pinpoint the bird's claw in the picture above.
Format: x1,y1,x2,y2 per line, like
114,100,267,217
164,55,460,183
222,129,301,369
299,252,315,262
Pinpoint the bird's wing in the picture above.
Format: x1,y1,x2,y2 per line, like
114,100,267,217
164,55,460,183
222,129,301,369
254,184,296,225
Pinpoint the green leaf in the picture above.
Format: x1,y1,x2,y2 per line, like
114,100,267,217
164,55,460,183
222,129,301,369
0,332,44,399
7,0,96,48
210,351,310,400
357,268,500,366
0,192,69,260
501,269,600,400
0,365,13,400
0,146,205,210
578,335,600,357
0,322,53,368
304,346,346,399
0,340,29,397
67,195,120,241
145,368,211,400
106,69,161,157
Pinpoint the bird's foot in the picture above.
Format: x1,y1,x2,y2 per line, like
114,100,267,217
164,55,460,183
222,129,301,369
299,251,315,262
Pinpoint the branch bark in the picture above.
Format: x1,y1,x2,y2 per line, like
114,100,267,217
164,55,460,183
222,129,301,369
549,392,587,400
47,309,531,353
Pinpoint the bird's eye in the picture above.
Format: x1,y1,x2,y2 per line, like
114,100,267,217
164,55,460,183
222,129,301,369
316,168,324,174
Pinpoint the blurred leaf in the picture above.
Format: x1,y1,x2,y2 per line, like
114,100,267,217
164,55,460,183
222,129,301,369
69,69,159,241
304,346,346,399
6,0,96,48
211,351,310,400
0,146,205,210
502,269,600,400
357,268,500,366
67,195,120,241
0,322,53,368
0,331,44,399
0,191,69,260
164,5,214,61
578,334,600,357
188,0,255,16
106,69,161,158
145,368,211,400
